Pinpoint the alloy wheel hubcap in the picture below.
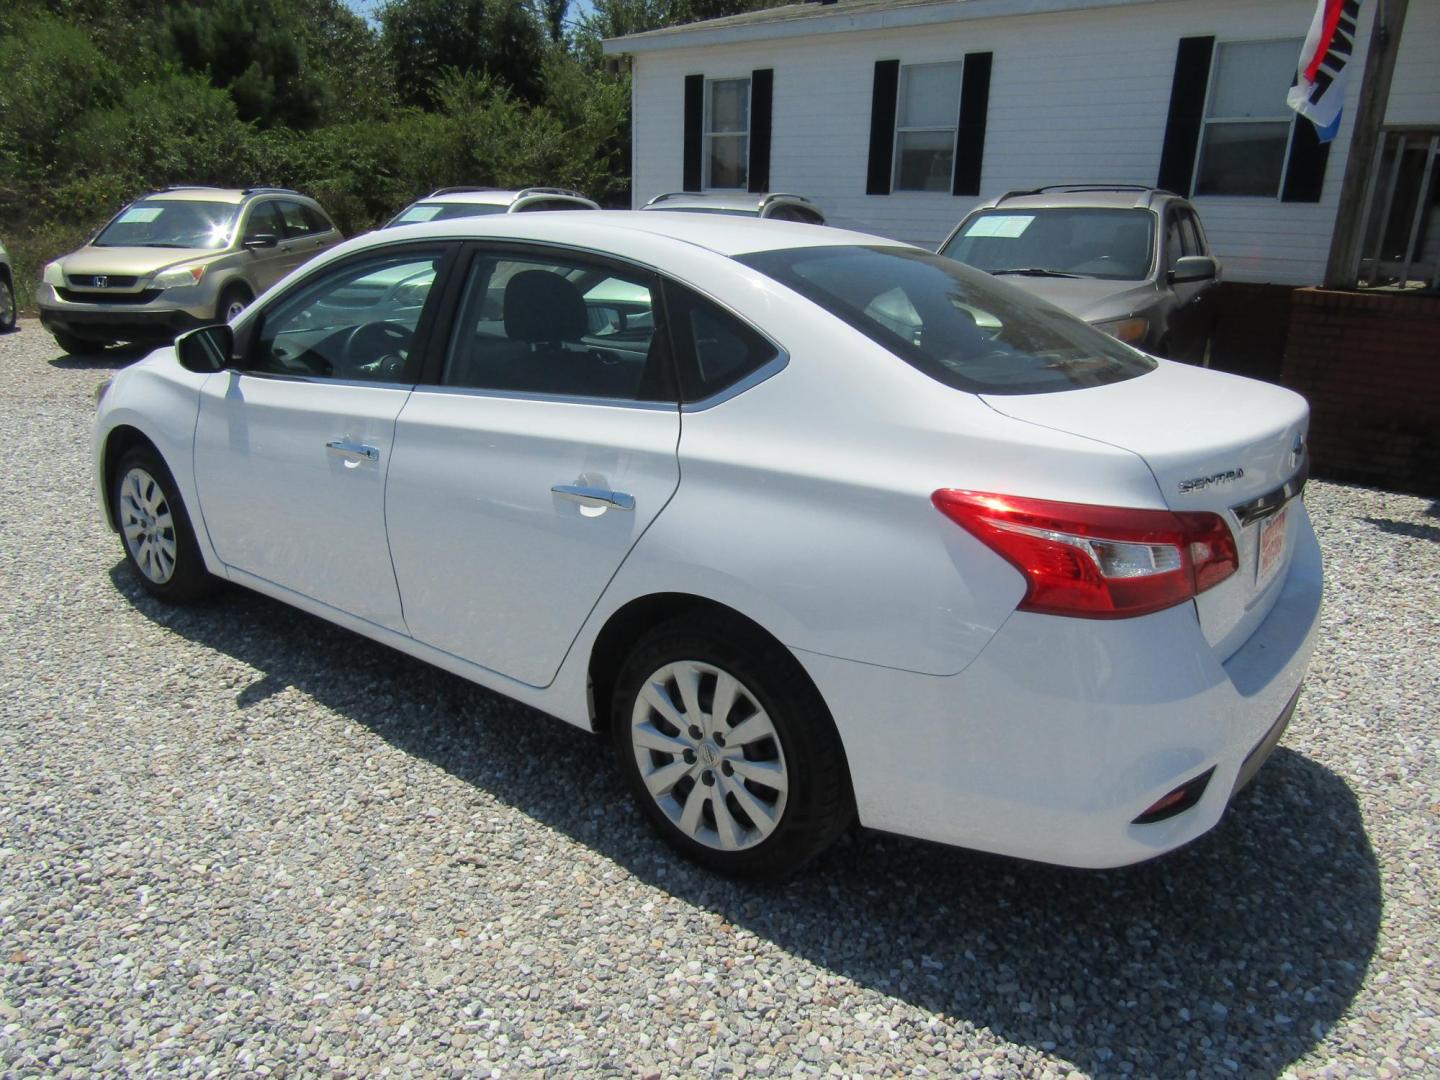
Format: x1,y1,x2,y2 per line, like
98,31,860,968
630,659,789,852
226,300,246,321
119,467,178,584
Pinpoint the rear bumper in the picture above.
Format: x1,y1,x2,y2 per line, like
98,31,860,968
796,503,1324,868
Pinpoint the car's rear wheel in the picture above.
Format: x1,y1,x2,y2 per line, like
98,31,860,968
610,615,853,878
112,447,218,603
217,284,252,324
0,275,16,332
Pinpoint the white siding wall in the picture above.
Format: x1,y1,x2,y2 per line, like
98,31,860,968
628,0,1439,285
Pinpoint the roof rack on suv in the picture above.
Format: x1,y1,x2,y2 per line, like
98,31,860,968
428,186,506,197
241,187,301,196
644,192,705,206
759,192,816,207
993,184,1179,209
515,187,590,200
164,185,225,191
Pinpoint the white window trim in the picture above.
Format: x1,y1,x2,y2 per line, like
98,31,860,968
1191,37,1304,201
892,60,964,194
704,76,751,192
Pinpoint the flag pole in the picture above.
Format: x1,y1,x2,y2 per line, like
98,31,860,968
1323,0,1411,289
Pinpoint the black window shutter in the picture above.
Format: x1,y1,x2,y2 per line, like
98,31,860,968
684,74,704,191
953,51,992,197
866,59,900,196
749,68,773,194
1157,36,1214,196
1281,117,1331,202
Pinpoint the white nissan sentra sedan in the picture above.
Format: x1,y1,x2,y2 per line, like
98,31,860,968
93,212,1321,878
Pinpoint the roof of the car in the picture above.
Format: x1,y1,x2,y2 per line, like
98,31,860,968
144,188,251,204
372,209,895,258
983,186,1180,211
642,191,815,212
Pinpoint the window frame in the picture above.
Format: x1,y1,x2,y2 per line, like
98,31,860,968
1191,37,1304,200
891,60,964,194
234,241,459,388
703,76,751,191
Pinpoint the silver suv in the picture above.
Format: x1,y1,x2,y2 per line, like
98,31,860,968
38,186,342,354
641,191,825,223
939,185,1220,365
385,187,599,228
0,238,15,333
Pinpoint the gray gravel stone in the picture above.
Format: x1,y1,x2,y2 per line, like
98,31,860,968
1,318,1437,1078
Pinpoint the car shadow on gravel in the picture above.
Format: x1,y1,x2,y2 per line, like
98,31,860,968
115,567,1381,1080
1363,515,1440,543
47,344,151,370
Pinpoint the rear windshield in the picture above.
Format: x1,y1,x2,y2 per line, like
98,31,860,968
941,208,1156,281
737,246,1155,395
93,200,239,249
386,202,508,227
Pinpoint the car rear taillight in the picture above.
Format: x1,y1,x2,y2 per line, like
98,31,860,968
932,490,1238,619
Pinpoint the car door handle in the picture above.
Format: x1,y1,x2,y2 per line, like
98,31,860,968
326,439,379,463
551,484,635,511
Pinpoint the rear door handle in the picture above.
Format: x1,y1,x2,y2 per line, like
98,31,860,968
551,484,635,511
326,439,379,463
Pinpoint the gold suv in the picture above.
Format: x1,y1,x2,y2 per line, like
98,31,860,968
38,186,341,354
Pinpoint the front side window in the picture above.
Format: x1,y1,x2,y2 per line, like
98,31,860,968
93,200,239,250
893,62,962,192
941,208,1156,281
442,252,670,402
249,250,444,382
740,245,1155,395
706,78,750,190
1195,39,1303,197
243,201,285,243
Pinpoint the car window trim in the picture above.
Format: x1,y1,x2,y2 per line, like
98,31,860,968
416,239,683,408
234,239,463,385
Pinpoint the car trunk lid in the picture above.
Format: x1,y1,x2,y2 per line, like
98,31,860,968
981,361,1310,658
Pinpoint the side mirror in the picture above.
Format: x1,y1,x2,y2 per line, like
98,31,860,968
244,233,279,250
1169,255,1218,284
175,323,235,374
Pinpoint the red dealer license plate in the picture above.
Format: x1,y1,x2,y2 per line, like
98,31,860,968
1257,505,1289,588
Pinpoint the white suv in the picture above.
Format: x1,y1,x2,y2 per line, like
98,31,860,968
94,211,1320,878
385,187,599,228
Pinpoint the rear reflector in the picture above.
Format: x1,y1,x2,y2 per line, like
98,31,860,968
932,490,1238,619
1133,767,1215,824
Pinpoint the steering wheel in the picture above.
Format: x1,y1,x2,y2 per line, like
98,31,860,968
343,320,414,378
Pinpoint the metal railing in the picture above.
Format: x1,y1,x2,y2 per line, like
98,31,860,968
1352,126,1440,290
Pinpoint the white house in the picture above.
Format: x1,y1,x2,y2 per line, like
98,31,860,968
604,0,1439,286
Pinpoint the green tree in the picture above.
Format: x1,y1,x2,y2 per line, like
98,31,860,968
166,0,331,129
381,0,548,107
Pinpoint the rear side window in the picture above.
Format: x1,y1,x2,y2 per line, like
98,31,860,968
739,246,1155,395
302,204,335,233
277,201,318,238
663,282,779,402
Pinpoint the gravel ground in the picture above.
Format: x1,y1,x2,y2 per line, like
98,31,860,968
1,316,1437,1079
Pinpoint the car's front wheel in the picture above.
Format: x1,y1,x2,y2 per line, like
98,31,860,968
0,275,16,332
51,328,103,355
112,447,218,603
216,284,252,324
611,615,853,877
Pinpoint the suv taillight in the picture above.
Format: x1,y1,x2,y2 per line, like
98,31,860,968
932,489,1238,619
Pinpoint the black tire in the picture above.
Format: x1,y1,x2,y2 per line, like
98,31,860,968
111,446,219,603
52,328,101,355
610,613,854,878
216,283,252,324
0,275,15,332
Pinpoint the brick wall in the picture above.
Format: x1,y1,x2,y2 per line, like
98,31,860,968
1281,288,1440,496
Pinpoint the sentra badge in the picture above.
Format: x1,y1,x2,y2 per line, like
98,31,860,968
1178,468,1244,494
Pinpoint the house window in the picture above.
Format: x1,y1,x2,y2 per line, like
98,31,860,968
706,78,750,189
893,62,963,192
1194,39,1303,197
